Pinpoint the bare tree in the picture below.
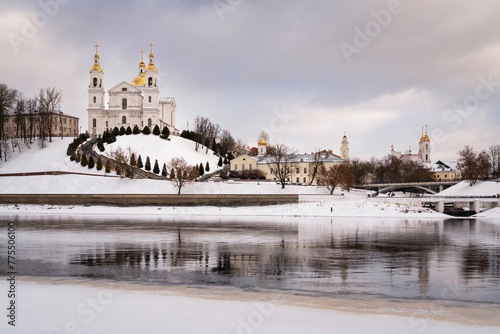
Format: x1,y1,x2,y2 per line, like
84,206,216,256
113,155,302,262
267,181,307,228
194,116,210,151
206,122,220,153
110,146,129,178
317,164,344,195
0,84,18,160
489,144,500,178
218,129,235,157
26,98,37,144
458,146,492,186
233,138,248,157
308,149,324,185
267,143,297,189
37,87,62,143
168,157,198,194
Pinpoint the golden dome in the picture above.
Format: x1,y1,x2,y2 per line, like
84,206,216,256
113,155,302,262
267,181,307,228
149,52,154,58
146,63,157,72
258,132,267,146
132,73,145,86
94,52,100,59
139,60,146,68
90,63,102,73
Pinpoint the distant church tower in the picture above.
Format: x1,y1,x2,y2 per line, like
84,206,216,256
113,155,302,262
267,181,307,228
340,133,349,161
418,125,431,163
88,44,105,136
258,131,267,156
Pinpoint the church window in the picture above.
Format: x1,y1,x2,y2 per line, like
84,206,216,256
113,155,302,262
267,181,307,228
92,119,96,128
296,168,299,174
122,98,127,109
426,144,428,150
304,167,307,173
122,116,127,124
99,79,102,87
106,121,108,128
149,96,152,103
122,88,127,91
426,154,428,161
148,118,152,128
148,77,153,86
93,96,96,103
93,78,97,87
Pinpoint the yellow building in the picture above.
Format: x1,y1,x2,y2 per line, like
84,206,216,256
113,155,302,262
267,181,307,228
230,133,348,185
2,112,79,138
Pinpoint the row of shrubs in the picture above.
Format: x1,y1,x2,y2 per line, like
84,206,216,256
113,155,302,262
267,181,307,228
220,170,266,180
97,125,170,151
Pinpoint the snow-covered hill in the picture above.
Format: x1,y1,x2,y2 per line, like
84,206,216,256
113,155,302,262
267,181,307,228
102,134,220,172
438,180,500,197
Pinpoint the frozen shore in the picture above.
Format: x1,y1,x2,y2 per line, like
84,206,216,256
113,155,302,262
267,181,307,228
0,277,498,334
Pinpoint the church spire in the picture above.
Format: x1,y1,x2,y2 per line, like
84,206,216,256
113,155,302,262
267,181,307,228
90,44,102,72
146,43,157,72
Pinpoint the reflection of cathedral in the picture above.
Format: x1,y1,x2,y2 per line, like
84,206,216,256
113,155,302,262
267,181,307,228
87,44,177,136
391,125,431,163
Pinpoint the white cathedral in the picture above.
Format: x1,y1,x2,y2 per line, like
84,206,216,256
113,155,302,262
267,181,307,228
87,44,177,136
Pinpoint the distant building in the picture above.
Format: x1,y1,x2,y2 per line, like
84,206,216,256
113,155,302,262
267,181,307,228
391,125,431,163
2,112,79,138
87,44,178,137
230,132,348,185
429,160,462,181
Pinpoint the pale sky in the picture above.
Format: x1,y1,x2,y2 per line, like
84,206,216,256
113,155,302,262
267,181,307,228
1,0,499,161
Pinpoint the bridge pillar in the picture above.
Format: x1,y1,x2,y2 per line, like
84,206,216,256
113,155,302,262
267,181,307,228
470,200,480,214
439,185,443,193
435,200,444,213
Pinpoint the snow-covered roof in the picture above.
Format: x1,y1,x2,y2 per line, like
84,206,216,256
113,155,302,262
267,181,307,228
159,97,174,104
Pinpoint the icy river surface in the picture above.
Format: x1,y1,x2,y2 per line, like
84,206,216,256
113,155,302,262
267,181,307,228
1,216,499,304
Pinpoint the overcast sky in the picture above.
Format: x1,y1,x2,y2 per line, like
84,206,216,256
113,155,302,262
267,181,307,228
1,0,499,161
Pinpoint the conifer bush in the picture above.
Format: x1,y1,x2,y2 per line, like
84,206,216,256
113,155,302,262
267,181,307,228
198,163,204,176
119,126,125,136
126,126,132,135
218,156,223,167
143,126,150,135
153,125,160,136
137,155,143,168
153,159,160,174
88,156,95,169
145,156,151,171
205,161,210,172
96,157,103,171
133,125,140,134
162,163,168,177
81,154,88,167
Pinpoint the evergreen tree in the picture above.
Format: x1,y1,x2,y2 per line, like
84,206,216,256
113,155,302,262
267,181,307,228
137,155,143,168
162,163,168,177
205,161,210,172
145,156,151,171
75,154,81,163
130,153,137,167
153,125,160,136
97,138,105,152
96,157,103,171
119,126,126,136
143,126,150,135
223,156,228,165
125,126,132,135
153,159,160,174
218,156,223,167
162,126,170,138
81,154,88,167
198,163,204,176
112,127,119,137
133,125,140,134
66,145,74,156
116,166,121,176
88,156,95,169
105,161,112,174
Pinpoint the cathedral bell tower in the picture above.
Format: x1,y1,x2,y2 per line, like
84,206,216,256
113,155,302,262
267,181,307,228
340,133,349,161
258,132,267,156
88,44,105,135
418,125,431,163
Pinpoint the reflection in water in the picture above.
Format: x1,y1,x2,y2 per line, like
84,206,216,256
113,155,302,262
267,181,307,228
1,217,499,303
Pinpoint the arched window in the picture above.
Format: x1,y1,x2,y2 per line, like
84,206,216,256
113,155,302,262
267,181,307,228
122,116,127,124
93,96,96,103
148,96,152,103
148,118,152,128
426,144,428,150
148,77,153,86
122,98,127,109
426,154,428,161
92,118,96,128
93,78,97,87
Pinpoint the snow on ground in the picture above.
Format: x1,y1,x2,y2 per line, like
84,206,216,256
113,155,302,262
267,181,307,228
474,207,500,219
1,279,498,334
438,180,500,197
102,134,221,172
0,137,89,174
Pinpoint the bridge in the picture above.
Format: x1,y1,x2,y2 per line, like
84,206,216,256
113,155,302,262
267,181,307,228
355,181,460,195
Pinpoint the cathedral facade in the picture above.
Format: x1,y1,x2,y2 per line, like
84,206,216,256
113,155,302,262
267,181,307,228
391,126,431,163
87,45,177,136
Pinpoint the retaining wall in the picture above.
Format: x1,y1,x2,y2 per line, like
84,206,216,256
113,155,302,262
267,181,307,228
0,194,298,207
